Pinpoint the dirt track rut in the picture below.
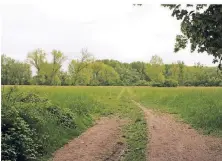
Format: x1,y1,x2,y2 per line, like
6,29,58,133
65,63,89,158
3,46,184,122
52,117,126,161
133,101,222,161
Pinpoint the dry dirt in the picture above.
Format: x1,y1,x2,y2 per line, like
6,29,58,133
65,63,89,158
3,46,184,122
52,117,126,161
134,101,222,161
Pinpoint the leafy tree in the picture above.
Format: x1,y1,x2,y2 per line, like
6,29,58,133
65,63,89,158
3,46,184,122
68,49,93,85
27,49,46,74
147,55,165,83
178,61,185,85
38,62,53,85
164,79,178,87
163,4,222,69
150,55,163,65
164,64,172,79
168,63,179,82
50,50,66,84
1,55,32,85
58,71,71,86
27,49,66,85
75,68,92,85
147,64,165,84
100,59,122,69
134,80,150,86
97,64,120,85
14,62,32,85
1,54,15,85
90,62,104,85
117,67,141,85
131,61,150,81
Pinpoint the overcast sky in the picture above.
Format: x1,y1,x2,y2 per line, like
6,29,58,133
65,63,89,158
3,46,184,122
0,1,216,71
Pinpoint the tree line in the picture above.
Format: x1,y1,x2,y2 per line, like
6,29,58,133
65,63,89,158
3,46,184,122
1,48,222,87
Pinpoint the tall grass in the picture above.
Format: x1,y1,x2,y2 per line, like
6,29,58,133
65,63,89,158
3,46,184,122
2,86,105,161
131,87,222,135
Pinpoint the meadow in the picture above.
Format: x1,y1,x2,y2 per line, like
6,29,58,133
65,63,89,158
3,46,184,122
130,87,222,136
2,86,222,161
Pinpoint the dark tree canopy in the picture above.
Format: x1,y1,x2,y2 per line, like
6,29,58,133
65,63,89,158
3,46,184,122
162,4,222,69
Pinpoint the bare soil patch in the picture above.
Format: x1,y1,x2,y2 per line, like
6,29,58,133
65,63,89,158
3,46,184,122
134,101,222,161
52,117,126,161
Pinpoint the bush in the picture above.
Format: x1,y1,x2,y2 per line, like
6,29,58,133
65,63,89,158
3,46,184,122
164,79,178,87
151,82,164,87
1,87,95,161
184,81,192,86
2,87,45,161
134,80,150,86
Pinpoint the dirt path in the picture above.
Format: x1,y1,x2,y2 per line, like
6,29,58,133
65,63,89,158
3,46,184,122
52,117,126,161
133,101,222,161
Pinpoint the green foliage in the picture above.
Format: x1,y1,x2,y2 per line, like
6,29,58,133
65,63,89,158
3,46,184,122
68,49,94,85
97,64,120,85
163,4,222,69
146,63,165,84
131,61,150,81
1,87,104,161
2,87,48,161
2,52,222,87
27,49,66,85
149,55,163,65
123,102,147,161
164,79,178,87
27,48,46,73
134,80,150,86
1,55,32,85
151,82,164,87
58,71,71,86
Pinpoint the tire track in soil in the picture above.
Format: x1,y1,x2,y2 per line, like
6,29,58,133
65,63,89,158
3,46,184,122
133,101,222,161
52,117,127,161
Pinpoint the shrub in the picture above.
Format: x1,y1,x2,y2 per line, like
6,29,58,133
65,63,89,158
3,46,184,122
151,82,164,87
1,87,93,161
134,80,150,86
164,79,178,87
2,87,43,161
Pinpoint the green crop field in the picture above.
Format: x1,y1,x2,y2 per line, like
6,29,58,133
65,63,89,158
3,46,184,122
2,86,222,161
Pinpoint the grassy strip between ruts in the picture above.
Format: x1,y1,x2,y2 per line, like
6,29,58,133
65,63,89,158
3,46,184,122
86,87,148,161
122,102,147,161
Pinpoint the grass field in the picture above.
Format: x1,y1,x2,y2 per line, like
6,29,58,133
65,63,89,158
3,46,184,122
2,86,222,161
130,87,222,136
